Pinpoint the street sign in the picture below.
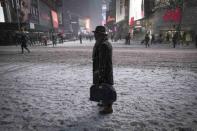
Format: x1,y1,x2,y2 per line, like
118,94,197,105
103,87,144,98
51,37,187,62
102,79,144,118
30,23,35,29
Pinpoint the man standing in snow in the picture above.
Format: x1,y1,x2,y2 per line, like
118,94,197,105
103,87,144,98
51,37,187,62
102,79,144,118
92,26,114,114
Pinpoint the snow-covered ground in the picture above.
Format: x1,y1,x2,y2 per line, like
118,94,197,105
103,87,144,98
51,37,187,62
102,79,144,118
48,39,196,49
0,42,197,131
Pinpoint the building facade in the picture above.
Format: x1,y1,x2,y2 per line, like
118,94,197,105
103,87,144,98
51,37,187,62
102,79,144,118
106,0,116,32
106,0,197,43
0,0,60,45
60,0,102,35
0,0,59,31
106,0,129,40
147,0,197,42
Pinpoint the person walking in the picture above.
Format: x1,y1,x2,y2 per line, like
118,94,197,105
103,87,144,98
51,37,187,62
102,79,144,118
60,34,64,44
151,34,155,44
125,33,131,45
52,34,57,47
145,33,150,48
14,32,20,46
166,32,170,42
111,33,114,42
159,33,163,43
172,32,178,48
20,31,30,54
92,26,115,114
195,34,197,48
43,36,47,46
79,34,82,44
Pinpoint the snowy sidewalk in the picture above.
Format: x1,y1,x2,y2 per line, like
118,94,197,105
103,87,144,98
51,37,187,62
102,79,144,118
0,46,197,131
47,39,197,49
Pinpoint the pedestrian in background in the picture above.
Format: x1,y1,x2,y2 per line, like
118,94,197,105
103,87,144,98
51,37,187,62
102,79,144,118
159,34,163,43
52,34,57,47
145,33,150,48
91,26,115,114
20,31,30,54
166,33,170,42
195,34,197,48
111,33,114,42
43,36,47,46
172,32,178,48
60,34,64,44
79,34,82,44
14,32,21,46
151,34,155,44
125,33,131,45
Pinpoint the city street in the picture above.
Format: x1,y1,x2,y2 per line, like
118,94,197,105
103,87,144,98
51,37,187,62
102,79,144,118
0,41,197,131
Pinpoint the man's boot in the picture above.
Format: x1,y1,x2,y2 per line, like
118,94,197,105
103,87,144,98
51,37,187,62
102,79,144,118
99,104,113,114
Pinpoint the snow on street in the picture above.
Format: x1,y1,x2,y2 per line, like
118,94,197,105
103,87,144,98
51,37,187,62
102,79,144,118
0,42,197,131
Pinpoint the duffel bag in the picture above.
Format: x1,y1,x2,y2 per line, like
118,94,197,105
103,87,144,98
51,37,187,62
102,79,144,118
90,83,117,103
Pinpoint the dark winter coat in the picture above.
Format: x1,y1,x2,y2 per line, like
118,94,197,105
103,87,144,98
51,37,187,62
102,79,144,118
145,34,150,43
172,33,178,43
20,34,28,47
92,36,113,85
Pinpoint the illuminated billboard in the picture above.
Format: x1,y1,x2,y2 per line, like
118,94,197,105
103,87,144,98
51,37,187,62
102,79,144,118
39,1,52,28
129,0,144,26
116,0,126,22
79,18,90,32
51,10,59,29
163,7,181,23
102,4,107,25
19,0,31,22
86,18,90,31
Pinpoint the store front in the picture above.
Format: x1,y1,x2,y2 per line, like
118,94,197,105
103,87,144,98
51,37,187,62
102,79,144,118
160,29,194,44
